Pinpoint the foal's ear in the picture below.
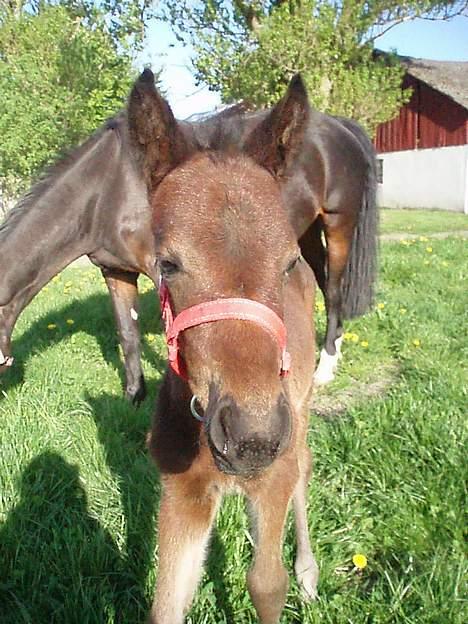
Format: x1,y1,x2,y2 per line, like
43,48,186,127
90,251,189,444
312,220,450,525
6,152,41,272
128,68,188,188
244,74,310,175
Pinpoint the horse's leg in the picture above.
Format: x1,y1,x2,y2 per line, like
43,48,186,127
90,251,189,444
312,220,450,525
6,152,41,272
149,477,220,624
313,215,354,385
293,444,318,601
299,219,326,296
101,268,146,405
246,469,297,624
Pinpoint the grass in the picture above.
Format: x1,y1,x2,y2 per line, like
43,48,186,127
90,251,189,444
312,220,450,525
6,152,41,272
0,212,467,623
380,207,467,236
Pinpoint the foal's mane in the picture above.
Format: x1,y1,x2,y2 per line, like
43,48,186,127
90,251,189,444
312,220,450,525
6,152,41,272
0,113,125,237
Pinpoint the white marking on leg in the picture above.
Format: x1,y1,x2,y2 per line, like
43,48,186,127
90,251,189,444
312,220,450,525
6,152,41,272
0,348,5,365
5,357,14,367
335,335,344,359
314,349,339,385
130,307,138,321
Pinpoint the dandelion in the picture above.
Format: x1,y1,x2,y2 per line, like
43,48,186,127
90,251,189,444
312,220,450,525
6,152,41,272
377,302,385,310
352,554,368,570
66,319,74,325
419,236,429,242
47,323,57,330
147,334,156,343
52,276,60,283
351,333,359,343
399,308,407,314
412,339,421,347
426,247,433,253
360,340,369,348
315,301,325,313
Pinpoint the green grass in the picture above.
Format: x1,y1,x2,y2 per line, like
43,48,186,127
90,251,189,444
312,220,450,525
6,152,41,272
1,232,467,623
380,208,468,236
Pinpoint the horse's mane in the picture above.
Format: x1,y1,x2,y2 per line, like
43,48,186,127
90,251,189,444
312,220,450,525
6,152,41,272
0,112,125,236
189,104,265,154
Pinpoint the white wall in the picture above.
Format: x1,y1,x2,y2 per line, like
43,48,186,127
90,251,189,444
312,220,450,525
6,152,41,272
377,145,468,213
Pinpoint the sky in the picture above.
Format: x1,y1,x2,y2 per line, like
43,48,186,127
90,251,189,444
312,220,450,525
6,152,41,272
138,14,468,120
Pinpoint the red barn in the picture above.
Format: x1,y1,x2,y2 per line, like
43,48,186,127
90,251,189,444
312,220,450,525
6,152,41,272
374,57,468,212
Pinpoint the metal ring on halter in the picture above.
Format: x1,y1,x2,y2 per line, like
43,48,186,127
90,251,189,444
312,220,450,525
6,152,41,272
190,395,204,422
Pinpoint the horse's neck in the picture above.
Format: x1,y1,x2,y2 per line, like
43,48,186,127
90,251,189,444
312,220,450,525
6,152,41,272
0,128,120,314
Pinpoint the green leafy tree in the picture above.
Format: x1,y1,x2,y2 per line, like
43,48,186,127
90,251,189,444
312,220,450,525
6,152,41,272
162,0,467,134
0,1,155,199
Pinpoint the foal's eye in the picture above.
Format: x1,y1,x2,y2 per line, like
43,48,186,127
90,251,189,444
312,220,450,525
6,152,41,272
159,258,180,278
284,255,301,276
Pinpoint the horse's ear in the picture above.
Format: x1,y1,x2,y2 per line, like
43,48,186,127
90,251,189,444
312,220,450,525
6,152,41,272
244,74,310,175
128,68,188,188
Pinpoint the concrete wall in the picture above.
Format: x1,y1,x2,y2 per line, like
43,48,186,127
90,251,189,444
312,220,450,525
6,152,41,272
377,145,468,213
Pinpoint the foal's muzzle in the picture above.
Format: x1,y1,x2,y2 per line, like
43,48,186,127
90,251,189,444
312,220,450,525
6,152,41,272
207,392,292,476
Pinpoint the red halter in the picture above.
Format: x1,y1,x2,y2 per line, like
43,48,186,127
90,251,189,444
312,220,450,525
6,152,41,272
158,278,291,380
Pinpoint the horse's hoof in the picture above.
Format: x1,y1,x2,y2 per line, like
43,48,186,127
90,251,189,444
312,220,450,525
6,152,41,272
313,349,339,385
126,375,147,406
295,558,319,602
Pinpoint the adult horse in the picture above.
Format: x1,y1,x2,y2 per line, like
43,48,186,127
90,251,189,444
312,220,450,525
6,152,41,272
0,72,377,398
129,68,319,624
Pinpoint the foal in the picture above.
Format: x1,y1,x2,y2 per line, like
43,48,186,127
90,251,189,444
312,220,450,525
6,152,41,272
128,70,319,623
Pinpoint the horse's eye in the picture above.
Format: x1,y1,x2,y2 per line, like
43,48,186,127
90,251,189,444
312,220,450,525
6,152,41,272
285,255,301,276
159,258,180,278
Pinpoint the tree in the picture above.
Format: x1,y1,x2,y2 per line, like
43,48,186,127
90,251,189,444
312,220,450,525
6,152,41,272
161,1,467,134
0,1,155,199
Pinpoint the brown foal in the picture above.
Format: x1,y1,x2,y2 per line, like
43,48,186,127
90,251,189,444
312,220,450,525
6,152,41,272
128,69,319,623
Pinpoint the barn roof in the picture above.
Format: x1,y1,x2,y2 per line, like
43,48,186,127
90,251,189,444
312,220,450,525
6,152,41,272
400,56,468,110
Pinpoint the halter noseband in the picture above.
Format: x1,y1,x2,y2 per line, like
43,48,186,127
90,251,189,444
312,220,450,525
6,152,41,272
158,278,291,380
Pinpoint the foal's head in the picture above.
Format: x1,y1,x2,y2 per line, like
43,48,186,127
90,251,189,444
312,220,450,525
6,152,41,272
129,69,310,476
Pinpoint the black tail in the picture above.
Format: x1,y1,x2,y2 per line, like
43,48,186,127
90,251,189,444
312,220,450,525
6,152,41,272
339,120,379,319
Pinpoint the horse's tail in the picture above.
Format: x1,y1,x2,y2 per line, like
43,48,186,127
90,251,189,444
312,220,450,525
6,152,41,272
340,125,379,319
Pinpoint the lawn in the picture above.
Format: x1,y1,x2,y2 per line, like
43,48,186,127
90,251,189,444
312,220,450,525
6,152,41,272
380,207,467,236
0,212,466,623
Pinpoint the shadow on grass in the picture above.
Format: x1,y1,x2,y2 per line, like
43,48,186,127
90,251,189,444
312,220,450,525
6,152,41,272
0,289,163,402
0,451,137,623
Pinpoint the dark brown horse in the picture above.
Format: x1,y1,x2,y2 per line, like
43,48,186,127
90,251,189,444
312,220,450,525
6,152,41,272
0,72,377,397
129,69,318,624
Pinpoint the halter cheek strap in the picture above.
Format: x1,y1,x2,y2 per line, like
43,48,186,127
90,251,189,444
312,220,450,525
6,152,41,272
158,278,291,380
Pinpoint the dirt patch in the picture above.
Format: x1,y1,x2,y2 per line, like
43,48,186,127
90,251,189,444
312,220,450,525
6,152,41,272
310,362,400,419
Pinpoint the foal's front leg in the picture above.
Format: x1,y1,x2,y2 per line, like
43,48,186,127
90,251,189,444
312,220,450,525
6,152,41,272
293,445,319,600
149,477,220,624
247,471,296,624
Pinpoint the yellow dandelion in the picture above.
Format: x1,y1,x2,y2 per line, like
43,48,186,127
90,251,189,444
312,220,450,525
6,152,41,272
315,301,326,313
377,302,385,310
360,340,369,348
412,339,421,347
399,308,407,314
47,323,57,330
426,247,433,253
351,333,359,343
343,332,353,341
147,334,156,343
66,319,74,325
52,276,60,283
419,236,429,242
352,553,368,570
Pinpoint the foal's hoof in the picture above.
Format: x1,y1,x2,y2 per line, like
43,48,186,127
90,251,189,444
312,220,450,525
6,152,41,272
0,355,14,371
295,557,319,602
126,375,147,406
